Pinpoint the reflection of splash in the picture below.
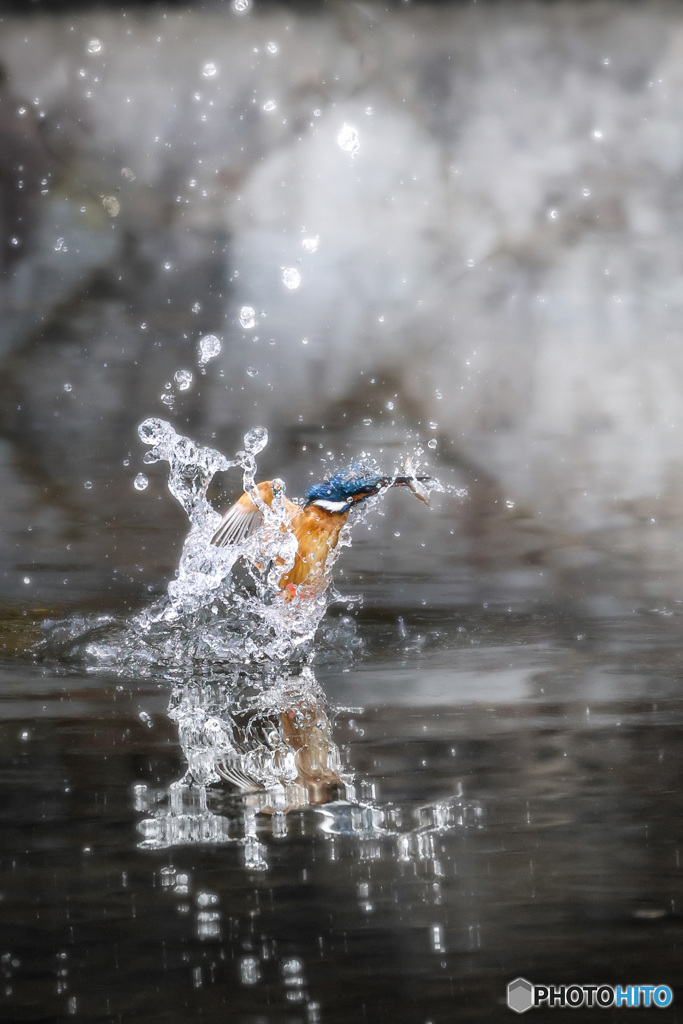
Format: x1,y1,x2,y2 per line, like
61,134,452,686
135,666,483,875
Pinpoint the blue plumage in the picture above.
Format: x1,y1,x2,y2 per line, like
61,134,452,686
304,463,387,508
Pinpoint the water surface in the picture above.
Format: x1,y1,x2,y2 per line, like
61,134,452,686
1,579,682,1022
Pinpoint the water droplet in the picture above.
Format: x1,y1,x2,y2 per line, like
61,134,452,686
505,499,515,509
428,438,437,449
548,208,558,220
202,62,218,78
160,393,175,407
246,366,258,377
362,417,372,426
386,401,394,411
301,235,319,253
267,41,278,54
138,710,153,728
22,577,30,585
198,334,222,366
435,390,443,400
84,480,93,490
582,188,591,197
100,195,120,218
592,128,603,139
121,167,136,182
191,302,202,314
301,336,309,345
233,0,251,12
174,369,193,391
337,123,360,155
243,426,268,455
282,267,301,290
134,473,149,491
429,421,438,430
239,305,256,329
54,237,66,252
262,99,276,112
87,38,102,54
466,258,474,268
63,382,72,393
138,417,174,446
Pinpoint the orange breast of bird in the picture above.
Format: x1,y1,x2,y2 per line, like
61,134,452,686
280,503,349,593
232,481,349,597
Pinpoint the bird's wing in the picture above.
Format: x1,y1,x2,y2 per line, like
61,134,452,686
211,491,264,547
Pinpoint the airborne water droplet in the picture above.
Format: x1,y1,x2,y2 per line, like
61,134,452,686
239,305,256,329
87,38,102,54
337,124,360,155
282,267,301,290
174,369,193,391
101,195,120,218
198,334,222,366
202,62,218,78
134,473,149,491
243,426,268,455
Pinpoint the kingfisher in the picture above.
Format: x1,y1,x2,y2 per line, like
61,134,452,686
211,463,431,600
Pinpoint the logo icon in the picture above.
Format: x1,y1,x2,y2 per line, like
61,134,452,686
508,978,534,1014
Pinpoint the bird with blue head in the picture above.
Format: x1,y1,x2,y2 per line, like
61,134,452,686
211,461,431,600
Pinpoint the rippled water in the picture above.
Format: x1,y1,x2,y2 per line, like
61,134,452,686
1,428,683,1021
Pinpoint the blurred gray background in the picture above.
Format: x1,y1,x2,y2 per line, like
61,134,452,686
2,0,683,609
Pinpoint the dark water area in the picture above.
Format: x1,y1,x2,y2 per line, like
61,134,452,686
2,564,683,1022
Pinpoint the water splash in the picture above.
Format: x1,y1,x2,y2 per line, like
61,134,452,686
37,422,442,675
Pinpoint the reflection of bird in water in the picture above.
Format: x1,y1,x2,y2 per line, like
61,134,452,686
211,463,431,600
217,696,348,810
